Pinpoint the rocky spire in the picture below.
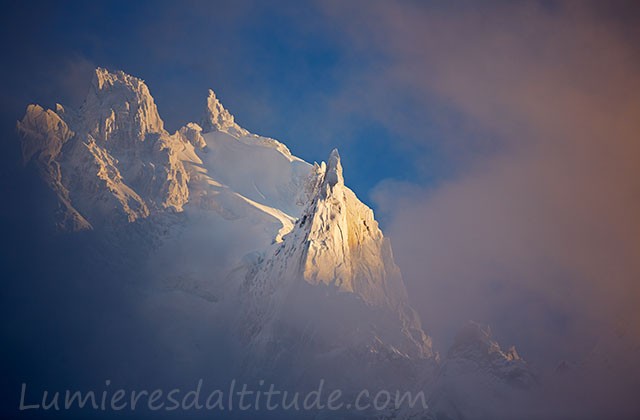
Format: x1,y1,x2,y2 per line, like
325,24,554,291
81,67,165,145
323,148,344,188
241,148,434,364
298,148,409,308
16,67,194,228
200,89,246,135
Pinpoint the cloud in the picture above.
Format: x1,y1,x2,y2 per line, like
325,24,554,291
321,0,640,373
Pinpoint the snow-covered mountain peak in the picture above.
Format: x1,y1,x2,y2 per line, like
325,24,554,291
444,322,532,383
17,104,74,164
427,322,535,419
448,322,523,362
289,148,411,309
238,148,435,378
93,67,143,91
17,67,193,228
16,67,545,417
450,322,495,354
201,88,247,136
323,147,344,189
83,67,165,144
17,67,312,231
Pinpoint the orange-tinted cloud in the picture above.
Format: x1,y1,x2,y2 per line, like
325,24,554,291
323,0,640,385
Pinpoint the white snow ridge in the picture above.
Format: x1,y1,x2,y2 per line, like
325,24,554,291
17,67,536,419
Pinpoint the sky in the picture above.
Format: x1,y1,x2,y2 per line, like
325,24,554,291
2,0,640,406
0,0,459,199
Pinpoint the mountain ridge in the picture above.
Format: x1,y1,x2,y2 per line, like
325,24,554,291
16,67,535,419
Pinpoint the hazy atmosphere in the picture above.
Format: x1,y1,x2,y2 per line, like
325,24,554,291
2,1,639,419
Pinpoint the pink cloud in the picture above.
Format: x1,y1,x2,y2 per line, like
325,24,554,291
323,0,640,378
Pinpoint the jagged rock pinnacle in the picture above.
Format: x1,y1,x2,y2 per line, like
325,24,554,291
201,89,238,133
83,67,165,143
324,148,343,187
